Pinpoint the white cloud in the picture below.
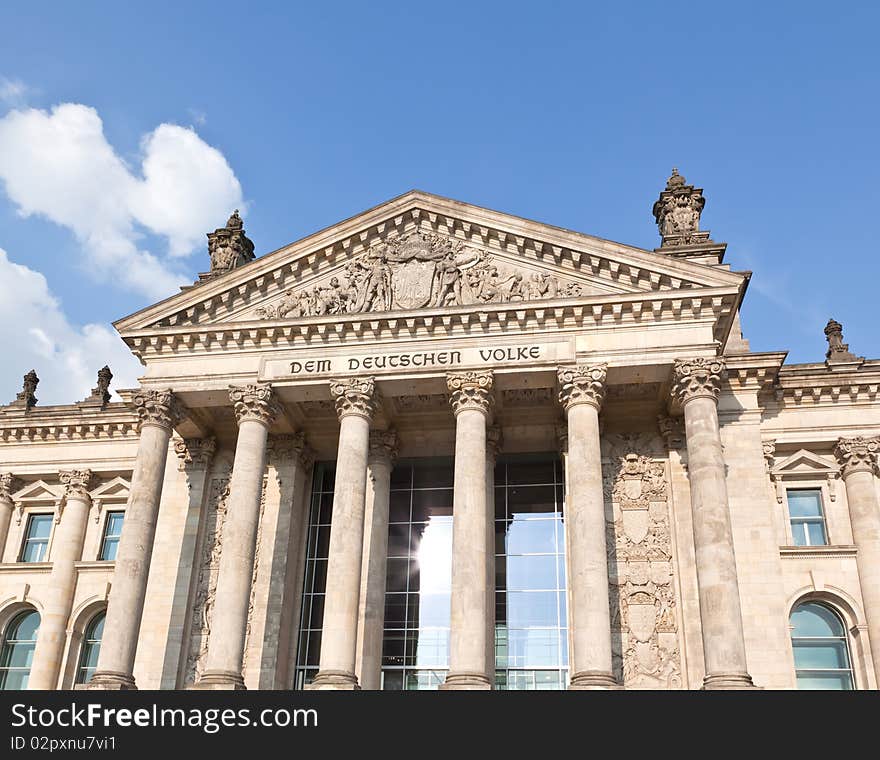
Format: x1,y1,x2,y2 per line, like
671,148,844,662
0,248,143,405
0,103,244,299
0,77,27,106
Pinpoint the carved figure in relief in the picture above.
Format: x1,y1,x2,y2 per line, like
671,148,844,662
255,230,586,319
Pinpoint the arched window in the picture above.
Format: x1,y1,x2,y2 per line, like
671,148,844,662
76,611,106,685
0,610,40,690
790,601,854,690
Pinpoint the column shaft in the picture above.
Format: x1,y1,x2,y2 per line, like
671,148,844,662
308,377,377,690
197,384,278,690
673,358,755,689
835,437,880,686
356,431,396,690
89,389,180,690
441,371,493,690
558,365,616,689
29,471,92,690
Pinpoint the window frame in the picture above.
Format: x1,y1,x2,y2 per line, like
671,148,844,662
98,510,124,561
789,600,855,690
19,512,54,563
785,488,829,547
75,610,106,685
0,608,40,690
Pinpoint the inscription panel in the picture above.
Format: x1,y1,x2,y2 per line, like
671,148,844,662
261,339,574,380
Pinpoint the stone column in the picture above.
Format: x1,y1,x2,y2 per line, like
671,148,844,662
485,426,501,683
307,377,378,690
89,389,183,690
356,429,398,690
0,473,20,562
557,364,617,689
196,384,280,689
672,358,755,689
441,370,494,690
834,436,880,685
29,470,94,690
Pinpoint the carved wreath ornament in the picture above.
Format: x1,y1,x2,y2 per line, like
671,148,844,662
256,231,584,319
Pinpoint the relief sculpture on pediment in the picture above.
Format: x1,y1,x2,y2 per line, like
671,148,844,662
255,231,584,319
604,435,682,689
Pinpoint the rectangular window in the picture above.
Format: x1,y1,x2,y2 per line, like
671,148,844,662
20,514,53,562
787,489,828,546
99,512,124,560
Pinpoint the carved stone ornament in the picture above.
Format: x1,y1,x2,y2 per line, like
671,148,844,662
657,414,685,450
557,364,608,412
369,429,399,465
81,365,113,407
671,357,725,405
174,437,217,471
487,425,503,461
762,440,776,473
834,436,879,477
132,388,184,431
207,210,255,277
824,318,860,363
254,230,585,320
10,369,39,409
447,371,494,416
229,383,281,426
603,435,681,689
652,168,709,248
0,473,22,502
329,377,379,421
59,469,94,501
267,432,309,467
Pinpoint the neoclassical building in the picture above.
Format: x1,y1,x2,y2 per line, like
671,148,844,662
1,172,878,691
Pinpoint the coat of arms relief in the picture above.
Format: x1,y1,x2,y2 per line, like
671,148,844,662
603,434,682,689
255,230,587,319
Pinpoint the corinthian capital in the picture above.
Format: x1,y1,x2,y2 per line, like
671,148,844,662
447,371,494,417
671,357,725,405
369,430,399,465
229,383,281,426
59,469,94,501
487,425,503,461
0,473,21,502
557,364,607,412
174,437,217,471
132,388,184,431
834,436,879,477
330,377,379,421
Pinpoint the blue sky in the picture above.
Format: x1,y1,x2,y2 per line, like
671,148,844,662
0,1,878,403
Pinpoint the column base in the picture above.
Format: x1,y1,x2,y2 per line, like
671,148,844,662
85,671,138,690
702,672,760,690
192,670,247,690
568,670,620,690
439,672,493,691
305,670,361,690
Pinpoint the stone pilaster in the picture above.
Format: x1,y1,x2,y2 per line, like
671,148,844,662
672,358,755,689
557,364,617,689
196,384,279,690
484,425,502,683
441,371,494,690
29,470,94,689
0,473,20,562
834,436,880,685
356,429,398,690
308,378,378,690
89,389,183,690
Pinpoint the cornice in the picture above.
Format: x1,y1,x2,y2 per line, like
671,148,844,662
779,545,858,560
115,193,745,334
765,361,880,407
0,404,139,444
119,285,741,361
723,352,787,392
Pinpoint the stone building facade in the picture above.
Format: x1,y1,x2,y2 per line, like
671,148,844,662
1,172,878,691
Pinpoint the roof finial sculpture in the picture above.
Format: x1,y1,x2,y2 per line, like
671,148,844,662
206,209,255,278
824,318,860,364
11,369,39,410
652,168,710,248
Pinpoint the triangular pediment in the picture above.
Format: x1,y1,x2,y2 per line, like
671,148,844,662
12,480,62,502
771,450,839,477
89,476,131,501
115,191,746,336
